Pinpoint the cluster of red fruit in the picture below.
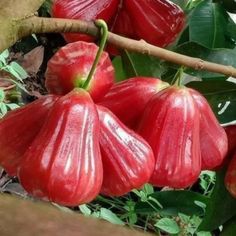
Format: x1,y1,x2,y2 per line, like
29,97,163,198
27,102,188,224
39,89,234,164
52,0,185,48
0,0,234,206
0,40,230,206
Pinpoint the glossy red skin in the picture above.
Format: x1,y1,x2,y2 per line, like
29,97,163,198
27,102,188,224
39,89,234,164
18,89,103,206
191,89,228,170
99,77,169,128
123,0,185,47
225,125,236,155
52,0,185,50
138,86,201,188
0,95,59,176
52,0,119,42
225,152,236,198
97,105,154,196
45,41,115,102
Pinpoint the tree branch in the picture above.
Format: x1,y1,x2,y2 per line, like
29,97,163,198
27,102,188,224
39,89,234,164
5,16,236,78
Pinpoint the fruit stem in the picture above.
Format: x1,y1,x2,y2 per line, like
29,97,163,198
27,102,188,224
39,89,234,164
171,66,185,86
82,20,108,90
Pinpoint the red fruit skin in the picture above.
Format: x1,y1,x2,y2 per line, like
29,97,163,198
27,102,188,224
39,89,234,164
18,89,103,206
225,125,236,155
190,89,228,170
99,77,169,128
52,0,119,42
0,95,59,176
123,0,185,47
97,105,154,196
45,41,115,102
225,152,236,198
137,86,201,189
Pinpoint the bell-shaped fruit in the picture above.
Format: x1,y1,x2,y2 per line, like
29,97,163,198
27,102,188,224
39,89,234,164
52,0,119,42
97,105,154,196
225,125,236,155
191,90,228,170
225,152,236,198
99,77,169,128
18,89,103,206
138,86,201,188
115,0,185,47
45,41,115,102
0,95,59,176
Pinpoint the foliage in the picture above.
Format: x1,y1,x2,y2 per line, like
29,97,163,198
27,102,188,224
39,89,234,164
0,49,28,117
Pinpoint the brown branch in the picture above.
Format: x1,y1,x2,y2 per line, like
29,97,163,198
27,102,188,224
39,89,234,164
7,16,236,78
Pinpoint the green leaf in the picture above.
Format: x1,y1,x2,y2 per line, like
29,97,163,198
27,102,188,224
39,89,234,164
199,169,236,231
6,103,20,110
135,190,209,217
9,62,28,80
220,216,236,236
0,89,5,102
197,232,212,236
99,208,125,226
155,218,180,234
79,204,91,216
0,49,9,65
121,51,162,78
112,56,127,82
0,102,8,117
189,1,229,48
187,80,236,124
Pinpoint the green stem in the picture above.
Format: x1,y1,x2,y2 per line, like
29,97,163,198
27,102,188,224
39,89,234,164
82,19,108,89
171,66,185,86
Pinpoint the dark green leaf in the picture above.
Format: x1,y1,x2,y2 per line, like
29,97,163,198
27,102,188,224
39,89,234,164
220,216,236,236
199,169,236,231
121,51,162,78
189,1,229,48
112,56,128,82
155,218,180,234
135,190,209,217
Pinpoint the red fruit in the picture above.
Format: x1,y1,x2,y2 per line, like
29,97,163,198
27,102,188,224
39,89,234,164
52,0,119,42
120,0,185,47
225,125,236,155
111,6,136,39
225,152,236,198
97,105,154,196
18,89,102,206
99,77,169,128
138,86,201,188
0,95,59,176
191,90,228,170
45,41,115,102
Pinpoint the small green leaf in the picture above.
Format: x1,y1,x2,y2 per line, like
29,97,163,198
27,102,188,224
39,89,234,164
6,103,20,110
9,61,28,80
79,204,91,216
0,102,8,117
197,231,212,236
155,218,180,234
100,208,125,226
0,89,5,102
1,49,9,59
